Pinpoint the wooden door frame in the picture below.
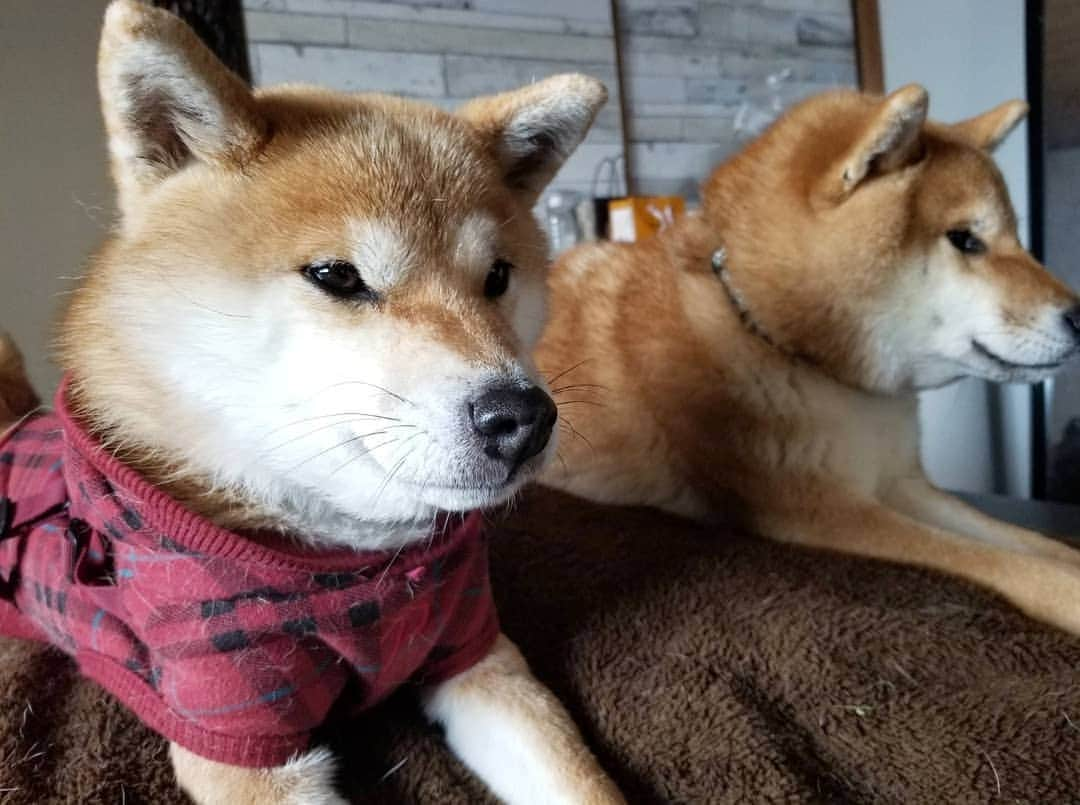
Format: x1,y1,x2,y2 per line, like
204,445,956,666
852,0,884,93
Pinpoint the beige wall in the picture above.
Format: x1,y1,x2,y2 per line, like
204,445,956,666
881,0,1031,497
1,1,112,397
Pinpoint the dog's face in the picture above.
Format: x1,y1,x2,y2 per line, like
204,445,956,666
63,2,605,544
865,124,1079,390
705,86,1079,394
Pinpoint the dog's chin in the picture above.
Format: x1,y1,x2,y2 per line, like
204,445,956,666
415,480,526,512
415,452,552,512
404,475,531,515
967,339,1076,384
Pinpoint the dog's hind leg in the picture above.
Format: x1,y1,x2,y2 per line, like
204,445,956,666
883,476,1080,569
170,744,347,805
0,332,40,429
423,632,625,805
757,480,1080,637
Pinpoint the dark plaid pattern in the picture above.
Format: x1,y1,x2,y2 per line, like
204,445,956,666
0,384,499,767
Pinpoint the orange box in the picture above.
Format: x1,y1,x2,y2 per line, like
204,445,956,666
607,196,686,242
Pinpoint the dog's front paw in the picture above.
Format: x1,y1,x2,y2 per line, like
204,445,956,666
277,747,349,805
171,743,347,805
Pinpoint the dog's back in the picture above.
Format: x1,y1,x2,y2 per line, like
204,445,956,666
537,85,1080,640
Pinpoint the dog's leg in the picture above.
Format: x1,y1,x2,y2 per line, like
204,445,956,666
423,633,625,805
0,332,39,429
884,476,1080,568
170,743,347,805
757,484,1080,636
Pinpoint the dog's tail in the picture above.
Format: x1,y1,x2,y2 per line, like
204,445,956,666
0,332,41,425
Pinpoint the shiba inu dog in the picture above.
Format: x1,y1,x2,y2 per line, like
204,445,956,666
538,84,1080,638
0,2,624,803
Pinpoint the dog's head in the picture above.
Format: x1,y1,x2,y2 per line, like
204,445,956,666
702,85,1079,394
62,1,606,545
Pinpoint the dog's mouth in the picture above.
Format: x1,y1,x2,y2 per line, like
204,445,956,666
971,339,1070,372
408,476,530,512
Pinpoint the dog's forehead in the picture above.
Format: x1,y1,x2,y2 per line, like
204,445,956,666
346,212,498,288
262,100,499,212
920,139,1017,230
242,98,512,277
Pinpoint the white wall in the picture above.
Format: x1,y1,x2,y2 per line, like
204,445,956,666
0,1,113,398
617,0,857,198
244,0,860,202
880,0,1032,496
1046,146,1080,442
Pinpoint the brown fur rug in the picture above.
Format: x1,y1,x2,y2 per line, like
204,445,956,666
1,488,1078,803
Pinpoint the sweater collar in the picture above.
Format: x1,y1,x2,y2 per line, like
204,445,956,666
54,376,482,571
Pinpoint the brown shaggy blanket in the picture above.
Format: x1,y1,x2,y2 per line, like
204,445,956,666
1,488,1078,804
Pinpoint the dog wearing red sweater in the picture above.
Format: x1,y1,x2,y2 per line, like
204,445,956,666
0,2,622,803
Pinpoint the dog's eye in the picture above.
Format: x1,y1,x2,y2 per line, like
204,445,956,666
484,259,512,299
946,229,987,256
302,261,375,301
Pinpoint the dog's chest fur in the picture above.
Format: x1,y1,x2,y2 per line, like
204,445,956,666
538,235,922,520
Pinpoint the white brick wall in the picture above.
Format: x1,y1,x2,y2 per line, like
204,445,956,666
619,0,856,196
242,0,857,202
244,0,626,204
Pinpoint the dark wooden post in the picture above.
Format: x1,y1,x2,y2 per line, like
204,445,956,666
151,0,252,85
852,0,884,94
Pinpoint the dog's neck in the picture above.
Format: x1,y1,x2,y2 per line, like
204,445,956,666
706,242,820,370
63,380,431,552
710,247,784,355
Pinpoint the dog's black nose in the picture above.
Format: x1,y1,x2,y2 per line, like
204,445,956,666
470,384,557,473
1065,305,1080,338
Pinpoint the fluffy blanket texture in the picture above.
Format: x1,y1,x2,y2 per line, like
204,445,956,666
0,489,1077,803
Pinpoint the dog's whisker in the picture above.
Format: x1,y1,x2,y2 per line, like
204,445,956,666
260,422,414,461
319,380,416,407
555,448,570,477
558,416,595,453
368,438,422,507
330,428,422,480
555,399,606,409
263,411,401,438
550,382,609,395
327,433,412,477
289,432,400,473
545,359,592,386
156,268,251,319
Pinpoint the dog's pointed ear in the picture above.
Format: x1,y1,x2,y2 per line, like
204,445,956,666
819,84,928,203
948,100,1028,152
458,74,607,203
98,0,267,221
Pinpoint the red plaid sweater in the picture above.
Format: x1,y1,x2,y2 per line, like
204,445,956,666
0,383,499,767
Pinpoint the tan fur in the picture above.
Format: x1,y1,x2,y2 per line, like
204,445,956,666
538,86,1080,637
2,1,620,802
170,744,344,805
425,635,626,805
0,334,39,428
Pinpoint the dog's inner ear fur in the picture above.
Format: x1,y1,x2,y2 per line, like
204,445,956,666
98,1,266,221
820,84,929,204
947,100,1028,152
458,74,608,202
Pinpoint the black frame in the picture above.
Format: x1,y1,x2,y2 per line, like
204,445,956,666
1027,0,1048,499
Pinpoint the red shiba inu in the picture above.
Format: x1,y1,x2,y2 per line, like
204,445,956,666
0,2,623,803
538,84,1080,638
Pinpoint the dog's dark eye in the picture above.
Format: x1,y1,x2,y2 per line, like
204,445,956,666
946,229,987,256
485,259,512,299
302,261,375,301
